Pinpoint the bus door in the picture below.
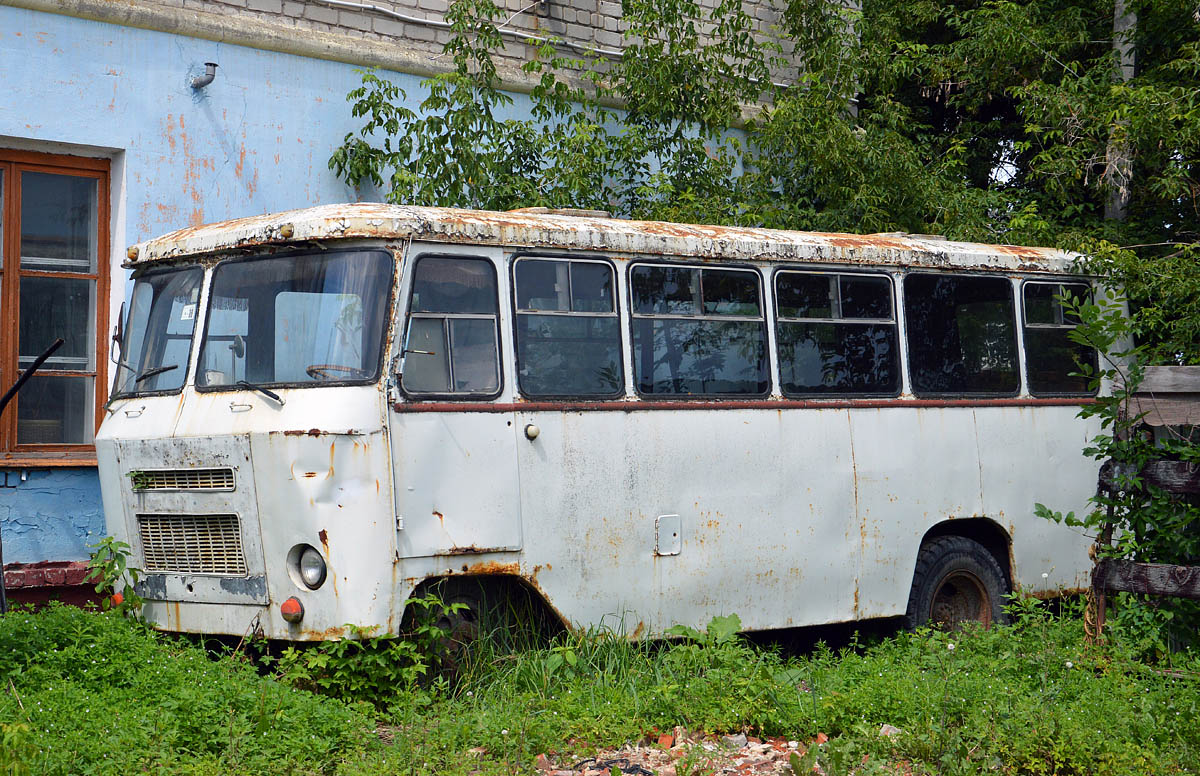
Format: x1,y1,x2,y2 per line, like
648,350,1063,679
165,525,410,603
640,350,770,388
389,247,522,559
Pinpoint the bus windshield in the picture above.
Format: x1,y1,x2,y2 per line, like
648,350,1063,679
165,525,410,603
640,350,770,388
112,266,203,398
195,249,393,390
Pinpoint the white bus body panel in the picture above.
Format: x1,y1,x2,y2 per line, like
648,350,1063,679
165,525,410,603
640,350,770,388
392,411,522,558
511,407,861,632
98,385,402,639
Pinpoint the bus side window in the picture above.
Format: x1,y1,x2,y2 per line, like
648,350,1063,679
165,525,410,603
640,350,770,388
629,264,768,396
402,256,500,396
775,272,899,396
513,258,622,397
904,274,1019,395
1022,281,1097,395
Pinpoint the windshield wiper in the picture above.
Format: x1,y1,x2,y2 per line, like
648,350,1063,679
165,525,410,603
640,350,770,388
134,364,179,384
236,380,285,406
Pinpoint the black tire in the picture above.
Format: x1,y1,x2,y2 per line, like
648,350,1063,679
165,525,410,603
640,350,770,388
431,586,483,681
905,536,1009,629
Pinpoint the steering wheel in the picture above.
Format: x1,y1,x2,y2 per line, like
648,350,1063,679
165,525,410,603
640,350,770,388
305,364,369,380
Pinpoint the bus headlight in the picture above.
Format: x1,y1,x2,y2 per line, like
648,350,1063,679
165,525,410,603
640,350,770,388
288,544,327,590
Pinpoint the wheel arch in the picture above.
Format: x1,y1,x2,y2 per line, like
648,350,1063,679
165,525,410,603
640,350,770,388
919,517,1013,590
403,573,569,636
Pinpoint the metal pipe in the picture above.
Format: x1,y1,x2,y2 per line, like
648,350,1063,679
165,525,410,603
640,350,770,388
190,62,219,89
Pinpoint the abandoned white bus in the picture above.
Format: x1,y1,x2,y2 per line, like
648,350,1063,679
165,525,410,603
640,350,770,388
96,203,1102,641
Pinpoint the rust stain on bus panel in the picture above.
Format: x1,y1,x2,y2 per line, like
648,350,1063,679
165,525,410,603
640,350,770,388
441,545,511,556
295,625,348,640
463,561,521,575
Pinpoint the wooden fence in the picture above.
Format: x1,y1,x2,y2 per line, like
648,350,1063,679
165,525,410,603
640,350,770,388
1091,366,1200,638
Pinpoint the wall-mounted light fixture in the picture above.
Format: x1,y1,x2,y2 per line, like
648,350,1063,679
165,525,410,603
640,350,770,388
190,62,219,89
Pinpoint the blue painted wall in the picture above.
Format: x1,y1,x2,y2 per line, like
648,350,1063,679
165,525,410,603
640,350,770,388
0,7,444,563
1,470,104,562
0,5,432,237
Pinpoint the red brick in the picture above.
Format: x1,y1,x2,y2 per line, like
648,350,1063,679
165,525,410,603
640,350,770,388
65,564,89,586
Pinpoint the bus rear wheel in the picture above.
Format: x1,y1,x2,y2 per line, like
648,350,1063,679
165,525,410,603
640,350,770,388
905,536,1008,629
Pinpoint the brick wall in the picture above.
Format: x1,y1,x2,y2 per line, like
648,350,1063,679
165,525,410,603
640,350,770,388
132,0,796,89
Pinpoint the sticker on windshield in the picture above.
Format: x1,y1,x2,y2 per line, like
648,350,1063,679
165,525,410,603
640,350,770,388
180,303,196,321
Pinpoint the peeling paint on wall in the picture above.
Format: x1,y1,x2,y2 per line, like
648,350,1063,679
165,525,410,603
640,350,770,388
0,470,104,563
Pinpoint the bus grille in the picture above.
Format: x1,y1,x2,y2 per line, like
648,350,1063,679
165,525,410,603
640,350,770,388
138,514,248,575
129,468,236,492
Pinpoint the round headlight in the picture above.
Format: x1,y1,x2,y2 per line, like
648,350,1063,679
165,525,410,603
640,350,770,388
298,546,327,589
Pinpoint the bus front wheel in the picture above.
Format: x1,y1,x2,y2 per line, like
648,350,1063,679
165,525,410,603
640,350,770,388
905,536,1008,629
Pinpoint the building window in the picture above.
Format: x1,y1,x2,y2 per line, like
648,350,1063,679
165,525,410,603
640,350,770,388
0,150,110,461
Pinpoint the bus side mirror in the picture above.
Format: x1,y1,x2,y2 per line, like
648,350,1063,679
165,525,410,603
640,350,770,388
110,301,125,369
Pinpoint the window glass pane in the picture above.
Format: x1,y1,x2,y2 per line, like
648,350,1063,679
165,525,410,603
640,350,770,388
114,268,202,395
904,275,1018,395
20,172,98,273
0,169,5,271
571,263,614,313
513,260,620,397
449,319,499,392
1023,282,1059,325
515,260,569,311
1023,282,1095,394
19,276,95,371
197,250,392,388
16,375,94,444
1024,282,1088,326
412,257,497,314
1025,329,1096,394
632,318,767,395
779,322,899,395
703,270,760,316
403,256,500,396
632,266,698,315
274,292,367,382
402,318,450,393
517,315,622,396
199,295,249,386
839,276,892,319
777,273,834,318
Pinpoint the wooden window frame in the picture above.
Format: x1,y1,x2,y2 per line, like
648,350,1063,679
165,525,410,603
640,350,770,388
0,149,111,467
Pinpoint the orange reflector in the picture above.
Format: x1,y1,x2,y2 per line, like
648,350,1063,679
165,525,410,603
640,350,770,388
280,596,304,623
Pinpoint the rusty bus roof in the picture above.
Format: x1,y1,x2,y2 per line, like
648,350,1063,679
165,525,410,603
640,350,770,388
127,203,1078,273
